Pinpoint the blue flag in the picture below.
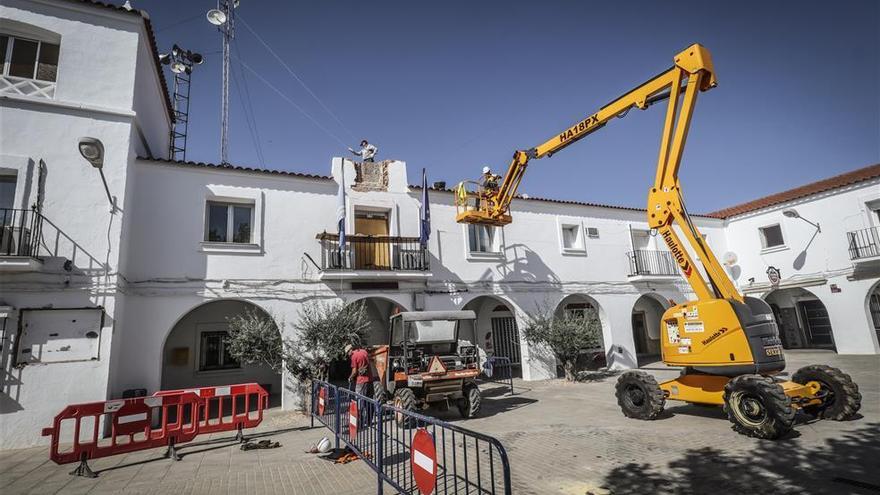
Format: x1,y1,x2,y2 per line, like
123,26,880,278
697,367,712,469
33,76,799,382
420,168,431,247
336,165,346,250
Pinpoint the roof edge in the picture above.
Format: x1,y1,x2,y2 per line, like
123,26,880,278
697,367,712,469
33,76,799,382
708,163,880,219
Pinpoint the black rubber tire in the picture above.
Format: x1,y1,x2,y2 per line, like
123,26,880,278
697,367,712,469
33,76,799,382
457,382,482,419
723,374,794,439
615,371,665,420
792,364,862,420
393,388,417,426
373,381,387,403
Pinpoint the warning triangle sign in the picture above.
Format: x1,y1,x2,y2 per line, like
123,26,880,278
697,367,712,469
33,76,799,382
427,356,447,374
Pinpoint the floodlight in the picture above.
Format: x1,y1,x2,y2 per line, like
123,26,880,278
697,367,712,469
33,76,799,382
158,53,171,65
190,52,204,65
206,8,227,25
171,61,186,74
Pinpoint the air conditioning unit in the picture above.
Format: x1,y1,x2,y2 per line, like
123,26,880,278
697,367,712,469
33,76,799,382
1,225,31,256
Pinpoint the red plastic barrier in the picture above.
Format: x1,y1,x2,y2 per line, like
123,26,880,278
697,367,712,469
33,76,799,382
41,392,201,466
154,383,268,436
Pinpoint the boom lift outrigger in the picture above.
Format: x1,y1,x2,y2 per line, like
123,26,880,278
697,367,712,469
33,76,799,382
454,44,861,439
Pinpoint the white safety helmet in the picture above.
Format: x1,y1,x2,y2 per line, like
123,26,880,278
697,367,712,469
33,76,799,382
317,436,332,453
482,166,491,174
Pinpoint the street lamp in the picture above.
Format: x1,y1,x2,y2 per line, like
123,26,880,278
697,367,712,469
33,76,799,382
782,208,820,232
78,137,115,212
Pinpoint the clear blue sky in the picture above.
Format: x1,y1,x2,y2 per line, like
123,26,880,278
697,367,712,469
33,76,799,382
139,0,878,213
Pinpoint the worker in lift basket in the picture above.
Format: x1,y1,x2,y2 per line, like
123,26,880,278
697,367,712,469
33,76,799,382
348,139,378,162
481,166,500,192
345,343,374,427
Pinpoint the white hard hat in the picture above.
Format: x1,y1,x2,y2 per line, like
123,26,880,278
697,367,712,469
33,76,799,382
317,436,332,453
482,166,491,174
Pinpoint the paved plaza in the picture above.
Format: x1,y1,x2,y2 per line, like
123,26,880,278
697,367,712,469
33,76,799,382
1,350,877,494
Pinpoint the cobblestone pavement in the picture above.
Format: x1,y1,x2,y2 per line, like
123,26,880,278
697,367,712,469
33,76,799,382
1,350,877,494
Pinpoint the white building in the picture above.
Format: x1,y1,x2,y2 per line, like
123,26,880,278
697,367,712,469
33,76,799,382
1,0,878,448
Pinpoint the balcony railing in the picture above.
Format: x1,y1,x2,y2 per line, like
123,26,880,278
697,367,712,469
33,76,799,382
1,208,44,258
0,74,56,99
317,233,429,271
847,226,880,260
627,249,679,277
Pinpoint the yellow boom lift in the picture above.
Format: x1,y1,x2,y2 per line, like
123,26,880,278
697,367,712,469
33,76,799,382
454,44,861,439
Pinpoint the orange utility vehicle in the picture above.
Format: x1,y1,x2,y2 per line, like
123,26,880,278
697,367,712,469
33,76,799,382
370,311,482,421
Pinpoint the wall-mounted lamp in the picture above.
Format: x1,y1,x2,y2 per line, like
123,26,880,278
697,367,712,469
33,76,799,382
782,208,820,232
78,137,116,212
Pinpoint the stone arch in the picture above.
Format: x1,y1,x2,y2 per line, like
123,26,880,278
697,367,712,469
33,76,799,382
461,295,522,377
631,293,670,367
763,287,836,351
344,295,409,347
161,299,282,406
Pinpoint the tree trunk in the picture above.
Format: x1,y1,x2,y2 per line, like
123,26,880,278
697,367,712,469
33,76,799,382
563,361,577,381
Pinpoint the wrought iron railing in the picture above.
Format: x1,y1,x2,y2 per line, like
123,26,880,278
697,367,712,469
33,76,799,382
847,226,880,260
1,208,43,258
317,233,429,271
627,249,679,276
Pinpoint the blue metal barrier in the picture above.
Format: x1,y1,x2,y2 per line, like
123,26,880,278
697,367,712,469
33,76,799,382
310,380,512,495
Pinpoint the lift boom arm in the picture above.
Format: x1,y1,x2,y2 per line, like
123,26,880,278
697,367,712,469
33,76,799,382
455,44,742,303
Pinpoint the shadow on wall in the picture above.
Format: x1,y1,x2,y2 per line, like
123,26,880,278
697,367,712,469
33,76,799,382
496,243,561,288
601,422,880,495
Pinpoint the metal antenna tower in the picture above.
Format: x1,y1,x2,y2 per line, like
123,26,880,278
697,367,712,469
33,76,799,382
207,0,238,164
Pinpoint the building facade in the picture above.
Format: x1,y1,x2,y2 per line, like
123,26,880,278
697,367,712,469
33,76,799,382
1,1,878,448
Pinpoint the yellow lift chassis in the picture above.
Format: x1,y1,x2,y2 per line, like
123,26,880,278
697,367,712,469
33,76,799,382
453,44,861,439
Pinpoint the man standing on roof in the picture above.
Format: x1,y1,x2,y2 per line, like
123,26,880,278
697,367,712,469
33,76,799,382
348,140,378,162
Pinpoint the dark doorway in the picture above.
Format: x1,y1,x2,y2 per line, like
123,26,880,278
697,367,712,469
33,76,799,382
491,315,522,370
631,312,658,366
797,300,836,350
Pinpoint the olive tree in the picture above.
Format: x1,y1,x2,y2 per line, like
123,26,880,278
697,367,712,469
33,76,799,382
225,301,371,410
521,302,603,381
225,308,283,372
284,300,371,383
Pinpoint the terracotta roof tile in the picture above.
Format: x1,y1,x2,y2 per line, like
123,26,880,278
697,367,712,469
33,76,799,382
708,163,880,218
138,156,333,181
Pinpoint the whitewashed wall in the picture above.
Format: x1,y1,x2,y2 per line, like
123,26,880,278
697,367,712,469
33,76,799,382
0,1,170,448
723,177,880,354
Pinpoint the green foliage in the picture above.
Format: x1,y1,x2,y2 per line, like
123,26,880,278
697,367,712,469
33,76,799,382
522,302,604,381
225,308,283,373
284,300,371,383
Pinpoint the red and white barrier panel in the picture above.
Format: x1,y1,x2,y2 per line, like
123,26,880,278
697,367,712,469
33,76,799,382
41,392,201,473
154,383,269,436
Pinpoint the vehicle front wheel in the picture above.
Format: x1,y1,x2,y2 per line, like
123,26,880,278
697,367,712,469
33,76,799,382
615,371,665,420
457,382,482,419
393,388,417,426
792,365,861,420
723,374,794,439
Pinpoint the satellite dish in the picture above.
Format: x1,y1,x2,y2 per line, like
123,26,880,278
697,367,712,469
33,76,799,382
723,251,738,266
206,8,227,25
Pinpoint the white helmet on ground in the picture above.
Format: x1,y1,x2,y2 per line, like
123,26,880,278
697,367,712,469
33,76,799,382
317,436,332,453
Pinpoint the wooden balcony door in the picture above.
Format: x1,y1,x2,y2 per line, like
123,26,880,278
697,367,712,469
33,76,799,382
354,210,390,269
